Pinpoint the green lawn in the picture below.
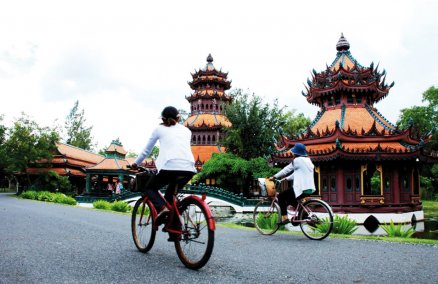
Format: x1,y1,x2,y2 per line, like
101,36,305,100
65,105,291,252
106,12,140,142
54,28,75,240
423,200,438,219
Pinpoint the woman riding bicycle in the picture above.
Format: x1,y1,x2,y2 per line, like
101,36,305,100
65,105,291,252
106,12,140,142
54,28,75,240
269,143,316,225
131,106,196,238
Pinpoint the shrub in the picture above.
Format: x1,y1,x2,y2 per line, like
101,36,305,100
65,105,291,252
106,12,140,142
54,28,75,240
381,220,415,238
316,215,358,235
19,190,77,206
53,194,77,205
255,212,285,231
111,201,130,213
21,190,38,200
93,200,111,210
37,191,54,202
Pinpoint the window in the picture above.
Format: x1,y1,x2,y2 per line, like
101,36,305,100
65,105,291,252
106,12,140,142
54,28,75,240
346,176,352,192
330,176,336,192
322,177,328,192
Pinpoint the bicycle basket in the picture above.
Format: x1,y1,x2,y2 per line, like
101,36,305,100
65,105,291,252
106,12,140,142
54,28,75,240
258,178,276,197
132,169,157,192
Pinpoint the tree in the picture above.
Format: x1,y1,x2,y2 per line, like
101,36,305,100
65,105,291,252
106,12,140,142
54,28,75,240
397,86,438,149
64,100,94,150
221,89,286,160
3,113,59,186
396,86,438,199
195,152,279,194
0,115,7,186
281,110,311,137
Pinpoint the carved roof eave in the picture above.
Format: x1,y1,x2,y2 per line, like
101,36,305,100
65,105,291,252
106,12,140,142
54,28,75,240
272,147,427,163
275,124,424,151
317,64,371,78
188,125,224,131
191,69,229,79
188,78,232,89
307,81,390,100
186,93,232,102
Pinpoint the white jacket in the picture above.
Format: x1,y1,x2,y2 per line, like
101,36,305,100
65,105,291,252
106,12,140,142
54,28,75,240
135,124,196,173
274,156,316,197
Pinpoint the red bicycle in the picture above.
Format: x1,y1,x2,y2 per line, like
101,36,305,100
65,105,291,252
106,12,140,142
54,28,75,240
130,167,215,270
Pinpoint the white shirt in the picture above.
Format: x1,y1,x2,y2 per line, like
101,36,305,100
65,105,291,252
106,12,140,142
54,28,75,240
135,124,196,173
274,156,316,197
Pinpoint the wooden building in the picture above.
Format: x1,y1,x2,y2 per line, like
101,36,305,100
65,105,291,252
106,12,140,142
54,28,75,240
27,142,104,194
272,34,438,232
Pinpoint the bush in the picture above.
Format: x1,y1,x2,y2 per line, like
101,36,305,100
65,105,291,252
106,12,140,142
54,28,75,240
37,191,54,202
255,212,285,231
381,220,415,238
19,190,77,205
53,193,77,205
111,201,130,213
21,190,38,200
93,200,111,210
316,215,358,235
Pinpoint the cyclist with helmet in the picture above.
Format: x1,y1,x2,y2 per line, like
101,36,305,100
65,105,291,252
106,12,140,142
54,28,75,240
269,143,316,225
131,106,196,239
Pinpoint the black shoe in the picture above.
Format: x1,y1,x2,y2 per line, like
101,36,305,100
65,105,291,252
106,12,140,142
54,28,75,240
277,219,290,225
167,233,181,242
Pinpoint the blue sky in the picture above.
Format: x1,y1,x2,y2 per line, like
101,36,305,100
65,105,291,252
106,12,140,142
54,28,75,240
1,0,437,153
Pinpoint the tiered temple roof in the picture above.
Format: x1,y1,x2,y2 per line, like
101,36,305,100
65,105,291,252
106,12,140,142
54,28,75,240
273,34,435,164
184,54,232,167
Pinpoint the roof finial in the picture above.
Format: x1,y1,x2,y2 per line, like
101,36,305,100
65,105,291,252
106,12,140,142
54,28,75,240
336,33,350,51
207,53,213,63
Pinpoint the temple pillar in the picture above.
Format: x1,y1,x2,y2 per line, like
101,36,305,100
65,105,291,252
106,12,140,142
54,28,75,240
85,175,91,193
337,166,344,205
393,169,400,204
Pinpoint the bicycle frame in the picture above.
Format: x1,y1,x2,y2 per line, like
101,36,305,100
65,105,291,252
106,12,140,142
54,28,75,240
139,189,216,233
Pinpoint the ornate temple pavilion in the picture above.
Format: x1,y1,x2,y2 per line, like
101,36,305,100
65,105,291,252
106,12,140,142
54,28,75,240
27,142,104,194
84,139,136,194
272,34,438,232
184,54,232,170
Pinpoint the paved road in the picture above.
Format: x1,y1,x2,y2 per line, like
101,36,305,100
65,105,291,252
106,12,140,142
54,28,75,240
1,193,437,284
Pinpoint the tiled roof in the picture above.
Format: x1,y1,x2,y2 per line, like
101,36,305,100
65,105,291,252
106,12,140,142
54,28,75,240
105,143,127,155
343,108,385,133
311,108,342,133
86,158,130,170
330,53,356,71
184,114,231,128
56,143,104,164
191,145,225,164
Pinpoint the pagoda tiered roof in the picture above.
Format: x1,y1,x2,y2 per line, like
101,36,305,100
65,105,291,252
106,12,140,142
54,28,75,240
273,34,436,164
187,54,232,102
303,33,394,107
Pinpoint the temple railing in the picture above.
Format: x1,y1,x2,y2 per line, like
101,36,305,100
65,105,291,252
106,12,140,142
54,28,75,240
75,184,260,207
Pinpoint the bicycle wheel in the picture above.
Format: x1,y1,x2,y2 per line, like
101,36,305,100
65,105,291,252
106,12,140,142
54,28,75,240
131,197,156,252
253,199,281,235
175,197,214,270
299,199,333,240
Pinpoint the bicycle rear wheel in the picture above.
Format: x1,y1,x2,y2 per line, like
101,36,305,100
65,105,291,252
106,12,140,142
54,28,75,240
131,197,156,252
253,199,281,235
299,199,333,240
175,197,214,270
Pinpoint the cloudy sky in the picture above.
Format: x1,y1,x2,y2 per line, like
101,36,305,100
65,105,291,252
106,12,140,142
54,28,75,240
1,0,437,153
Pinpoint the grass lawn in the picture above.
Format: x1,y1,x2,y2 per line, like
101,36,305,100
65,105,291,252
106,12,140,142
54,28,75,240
423,200,438,219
